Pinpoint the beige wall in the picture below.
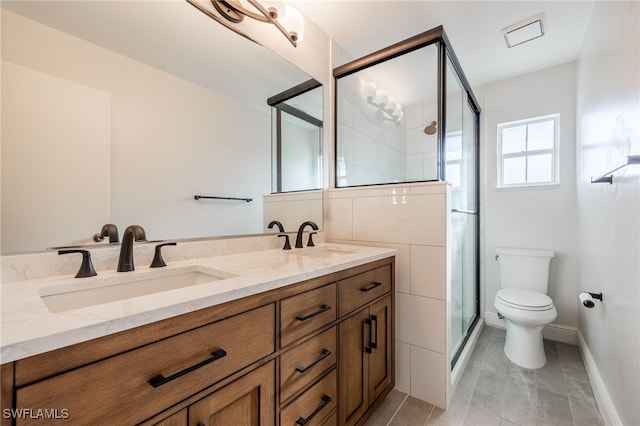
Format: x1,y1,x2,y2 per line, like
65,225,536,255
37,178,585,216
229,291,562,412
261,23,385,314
478,62,580,340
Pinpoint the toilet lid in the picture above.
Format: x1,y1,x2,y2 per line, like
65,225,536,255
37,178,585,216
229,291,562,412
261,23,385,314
496,289,553,311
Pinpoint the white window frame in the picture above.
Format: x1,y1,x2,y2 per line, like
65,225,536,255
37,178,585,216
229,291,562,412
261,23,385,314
496,114,560,189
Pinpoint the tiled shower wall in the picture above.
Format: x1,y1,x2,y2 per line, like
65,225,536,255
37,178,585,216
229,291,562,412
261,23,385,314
327,181,450,408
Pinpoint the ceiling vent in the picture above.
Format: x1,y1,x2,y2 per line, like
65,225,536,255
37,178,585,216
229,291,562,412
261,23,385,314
502,14,545,48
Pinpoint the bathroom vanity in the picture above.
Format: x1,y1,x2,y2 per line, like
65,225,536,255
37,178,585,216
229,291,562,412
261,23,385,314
0,244,395,426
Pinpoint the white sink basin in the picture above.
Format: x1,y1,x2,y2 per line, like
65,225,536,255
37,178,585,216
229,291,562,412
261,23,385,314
296,247,355,258
38,265,235,313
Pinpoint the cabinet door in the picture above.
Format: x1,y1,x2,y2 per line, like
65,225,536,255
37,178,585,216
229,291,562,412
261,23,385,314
189,361,275,426
338,309,369,426
367,295,392,404
154,409,187,426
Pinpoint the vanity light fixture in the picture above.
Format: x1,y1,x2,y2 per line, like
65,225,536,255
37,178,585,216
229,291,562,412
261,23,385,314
363,81,403,124
502,14,545,48
186,0,304,47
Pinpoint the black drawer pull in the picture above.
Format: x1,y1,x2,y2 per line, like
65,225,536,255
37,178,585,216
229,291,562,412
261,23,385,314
295,349,332,373
371,314,378,349
364,318,372,354
148,348,227,388
360,281,382,292
295,304,331,321
296,395,332,425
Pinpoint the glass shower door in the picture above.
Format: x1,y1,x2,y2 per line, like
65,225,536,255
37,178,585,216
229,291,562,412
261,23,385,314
445,55,479,367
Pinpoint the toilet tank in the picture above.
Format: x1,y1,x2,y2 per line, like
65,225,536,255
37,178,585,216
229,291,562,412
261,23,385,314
497,247,555,293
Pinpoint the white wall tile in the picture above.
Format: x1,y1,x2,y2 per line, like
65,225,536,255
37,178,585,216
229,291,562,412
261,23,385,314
326,197,353,240
352,193,446,245
395,340,411,394
410,345,447,408
396,292,446,353
410,245,446,300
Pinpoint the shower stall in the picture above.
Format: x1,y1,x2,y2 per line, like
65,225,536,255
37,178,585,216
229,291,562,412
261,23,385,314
333,26,480,370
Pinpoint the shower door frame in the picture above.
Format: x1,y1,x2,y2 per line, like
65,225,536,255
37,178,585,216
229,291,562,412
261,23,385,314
439,33,481,369
333,26,481,369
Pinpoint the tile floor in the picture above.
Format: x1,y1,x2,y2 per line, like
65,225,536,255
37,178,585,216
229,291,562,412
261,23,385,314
365,325,604,426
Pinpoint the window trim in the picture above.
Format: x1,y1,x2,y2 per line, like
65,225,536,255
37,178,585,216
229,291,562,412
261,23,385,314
496,114,560,189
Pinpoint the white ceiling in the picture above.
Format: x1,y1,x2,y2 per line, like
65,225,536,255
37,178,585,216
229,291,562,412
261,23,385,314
295,0,596,88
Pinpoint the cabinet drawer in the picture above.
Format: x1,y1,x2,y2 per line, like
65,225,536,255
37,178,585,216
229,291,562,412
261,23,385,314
15,304,275,426
281,284,336,347
280,327,336,403
280,369,336,426
338,265,391,317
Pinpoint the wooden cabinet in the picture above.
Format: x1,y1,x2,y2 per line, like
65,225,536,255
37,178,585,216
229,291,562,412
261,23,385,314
1,256,394,426
281,283,336,348
189,361,275,426
280,327,337,403
14,304,275,425
338,264,393,426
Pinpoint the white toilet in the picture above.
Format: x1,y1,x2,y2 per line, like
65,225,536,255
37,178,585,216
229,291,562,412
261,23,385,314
494,247,556,369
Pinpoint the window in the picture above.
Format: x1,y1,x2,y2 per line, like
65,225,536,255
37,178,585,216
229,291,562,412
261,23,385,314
497,114,559,188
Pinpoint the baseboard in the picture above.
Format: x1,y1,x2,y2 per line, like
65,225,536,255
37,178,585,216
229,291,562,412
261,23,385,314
578,331,623,426
483,312,577,344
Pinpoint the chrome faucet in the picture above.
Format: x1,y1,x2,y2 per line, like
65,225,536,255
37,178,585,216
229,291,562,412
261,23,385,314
295,221,318,249
117,225,147,272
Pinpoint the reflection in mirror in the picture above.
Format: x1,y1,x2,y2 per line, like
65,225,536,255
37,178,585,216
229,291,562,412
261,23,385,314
269,80,323,193
0,1,320,255
335,43,439,187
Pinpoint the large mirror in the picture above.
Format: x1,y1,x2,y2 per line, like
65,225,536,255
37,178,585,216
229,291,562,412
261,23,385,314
1,0,323,255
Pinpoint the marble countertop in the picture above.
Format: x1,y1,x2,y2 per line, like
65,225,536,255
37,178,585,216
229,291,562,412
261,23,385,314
1,243,396,363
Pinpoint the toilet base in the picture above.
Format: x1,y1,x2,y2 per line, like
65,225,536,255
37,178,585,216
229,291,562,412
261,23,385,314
504,321,547,369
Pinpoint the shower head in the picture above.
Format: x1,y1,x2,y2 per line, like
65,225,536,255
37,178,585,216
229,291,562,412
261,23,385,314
424,121,437,135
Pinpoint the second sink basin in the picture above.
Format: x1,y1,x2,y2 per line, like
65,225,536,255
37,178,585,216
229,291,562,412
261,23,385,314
296,247,355,258
38,265,235,313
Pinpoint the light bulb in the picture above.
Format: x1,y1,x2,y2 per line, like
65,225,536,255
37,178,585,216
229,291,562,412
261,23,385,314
363,81,377,102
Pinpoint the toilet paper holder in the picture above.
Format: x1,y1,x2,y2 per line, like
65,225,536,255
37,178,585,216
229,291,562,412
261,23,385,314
579,291,603,308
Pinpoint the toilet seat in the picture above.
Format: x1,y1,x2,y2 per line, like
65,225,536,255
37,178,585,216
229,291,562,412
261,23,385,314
496,289,553,311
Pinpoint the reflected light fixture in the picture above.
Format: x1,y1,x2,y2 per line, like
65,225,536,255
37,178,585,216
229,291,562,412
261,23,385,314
186,0,303,47
363,81,403,125
502,14,545,48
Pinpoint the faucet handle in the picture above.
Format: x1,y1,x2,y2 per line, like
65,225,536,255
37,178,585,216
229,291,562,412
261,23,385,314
268,220,285,233
150,242,177,268
278,234,292,250
58,249,97,278
307,232,317,247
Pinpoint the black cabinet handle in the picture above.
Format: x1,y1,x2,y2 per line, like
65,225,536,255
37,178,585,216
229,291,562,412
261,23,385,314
371,315,378,350
360,281,382,292
296,395,332,425
148,349,227,388
364,318,372,354
295,304,331,321
197,423,205,426
295,349,331,373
